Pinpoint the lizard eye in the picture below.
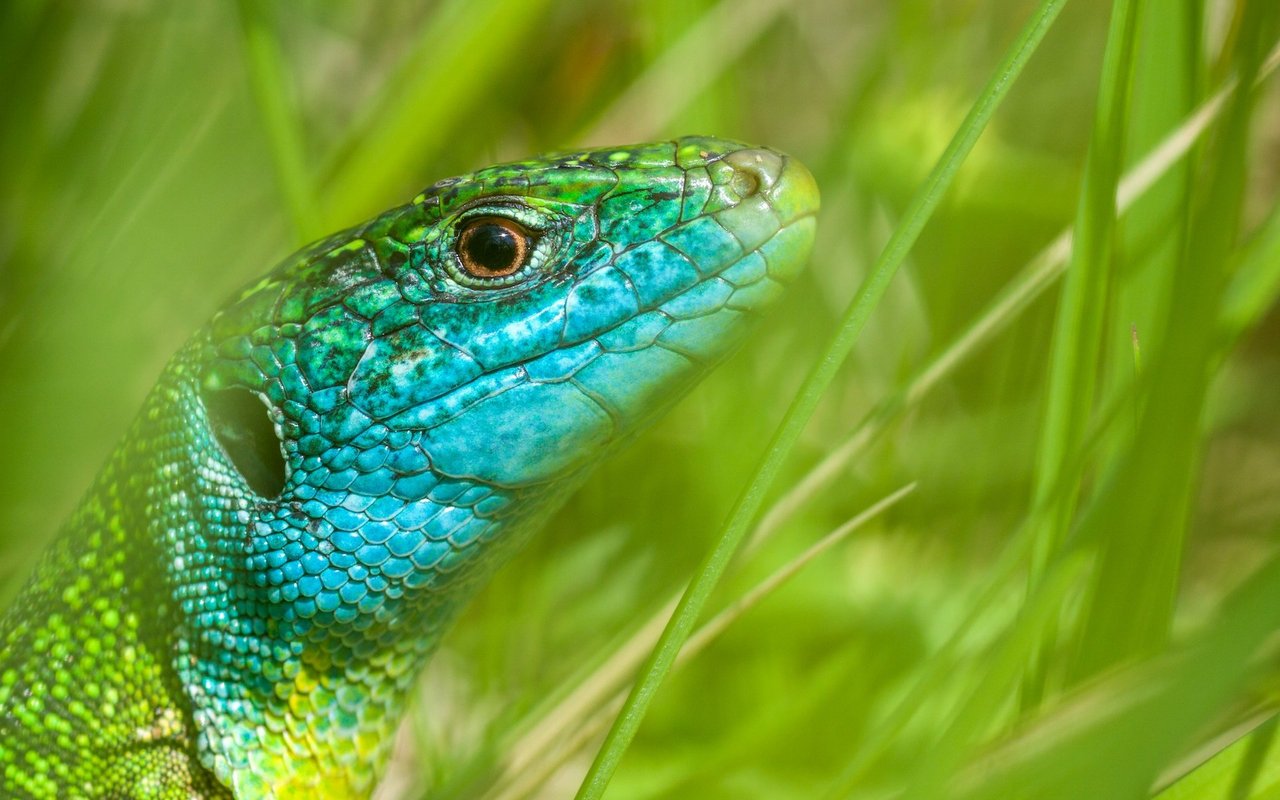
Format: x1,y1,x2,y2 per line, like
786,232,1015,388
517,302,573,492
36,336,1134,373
456,217,532,279
202,387,287,498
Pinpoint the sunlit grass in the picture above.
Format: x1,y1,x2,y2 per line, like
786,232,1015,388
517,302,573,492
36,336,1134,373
1,2,1279,799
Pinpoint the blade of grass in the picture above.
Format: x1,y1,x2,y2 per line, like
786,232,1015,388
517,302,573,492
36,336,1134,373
823,340,1190,799
749,31,1280,553
321,0,553,226
1107,0,1198,402
956,548,1280,800
818,513,1045,798
766,31,1280,578
1154,712,1280,798
235,0,322,244
1021,0,1145,706
579,0,791,145
1068,0,1279,683
796,39,1280,795
490,484,916,800
824,28,1280,800
573,3,1069,797
899,552,1094,799
821,395,1154,796
1108,0,1199,453
1221,195,1280,342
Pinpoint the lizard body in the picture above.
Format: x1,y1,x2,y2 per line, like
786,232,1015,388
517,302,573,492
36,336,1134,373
0,137,818,798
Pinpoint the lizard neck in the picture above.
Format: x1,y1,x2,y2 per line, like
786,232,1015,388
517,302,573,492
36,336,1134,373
0,421,235,797
197,631,437,798
126,345,581,797
164,478,535,797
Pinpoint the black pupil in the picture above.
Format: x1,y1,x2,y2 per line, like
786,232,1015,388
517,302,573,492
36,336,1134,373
466,223,520,273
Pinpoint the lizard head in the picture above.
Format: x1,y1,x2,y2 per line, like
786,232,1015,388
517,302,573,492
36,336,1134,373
360,138,818,487
197,136,818,604
178,137,817,791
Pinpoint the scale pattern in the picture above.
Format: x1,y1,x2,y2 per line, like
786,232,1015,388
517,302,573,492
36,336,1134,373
0,137,817,798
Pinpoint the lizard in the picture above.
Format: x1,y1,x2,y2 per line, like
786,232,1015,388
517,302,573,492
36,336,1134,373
0,136,818,798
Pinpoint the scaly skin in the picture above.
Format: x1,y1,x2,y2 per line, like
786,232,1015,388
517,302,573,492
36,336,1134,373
0,137,818,798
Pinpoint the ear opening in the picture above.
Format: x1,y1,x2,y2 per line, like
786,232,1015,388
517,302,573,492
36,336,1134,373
201,387,287,498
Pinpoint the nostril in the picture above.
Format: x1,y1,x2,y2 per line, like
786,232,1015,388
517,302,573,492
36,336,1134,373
723,148,785,200
730,169,761,199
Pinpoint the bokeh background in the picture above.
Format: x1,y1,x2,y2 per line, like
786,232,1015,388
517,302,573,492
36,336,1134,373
2,1,1280,798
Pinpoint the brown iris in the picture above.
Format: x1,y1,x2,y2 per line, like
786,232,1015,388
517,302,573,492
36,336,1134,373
456,216,531,279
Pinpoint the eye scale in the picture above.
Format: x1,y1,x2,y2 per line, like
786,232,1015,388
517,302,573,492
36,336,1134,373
0,137,818,798
457,216,530,278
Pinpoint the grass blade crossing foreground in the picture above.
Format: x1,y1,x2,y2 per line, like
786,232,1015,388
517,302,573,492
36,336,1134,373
320,0,554,226
235,0,322,245
486,45,1280,794
490,485,916,800
1069,0,1279,686
748,33,1280,558
955,548,1280,800
581,0,792,145
1022,0,1145,711
573,2,1069,796
1026,0,1143,589
1154,714,1280,797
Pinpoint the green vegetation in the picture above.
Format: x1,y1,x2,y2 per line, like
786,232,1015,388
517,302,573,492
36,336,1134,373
2,2,1279,798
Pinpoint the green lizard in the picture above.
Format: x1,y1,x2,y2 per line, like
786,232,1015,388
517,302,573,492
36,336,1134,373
0,137,818,798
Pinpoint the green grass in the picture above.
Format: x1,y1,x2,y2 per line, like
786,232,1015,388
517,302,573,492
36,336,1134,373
2,2,1280,799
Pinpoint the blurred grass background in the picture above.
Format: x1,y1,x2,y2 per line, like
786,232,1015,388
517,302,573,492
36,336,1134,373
2,1,1280,798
